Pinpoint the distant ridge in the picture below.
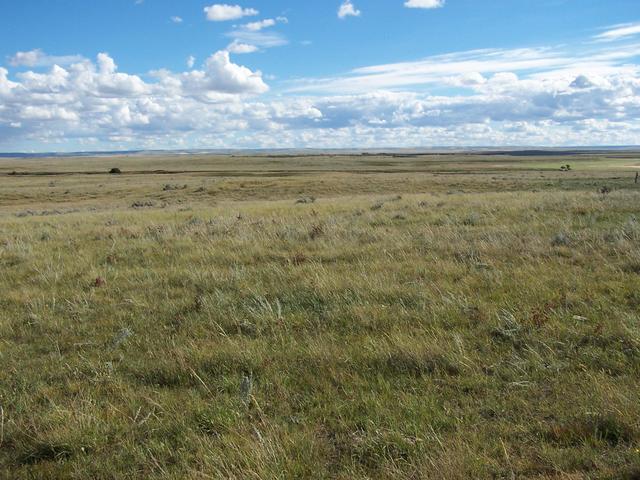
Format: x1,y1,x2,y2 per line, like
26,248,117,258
0,146,638,159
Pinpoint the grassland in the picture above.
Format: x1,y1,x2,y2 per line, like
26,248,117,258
1,151,639,479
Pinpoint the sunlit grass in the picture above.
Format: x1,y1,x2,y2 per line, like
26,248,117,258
1,154,639,478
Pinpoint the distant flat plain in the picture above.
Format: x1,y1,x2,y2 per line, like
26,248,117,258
0,151,638,211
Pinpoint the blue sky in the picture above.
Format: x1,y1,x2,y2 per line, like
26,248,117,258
0,0,639,151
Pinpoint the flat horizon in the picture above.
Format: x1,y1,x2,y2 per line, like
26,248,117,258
2,145,640,158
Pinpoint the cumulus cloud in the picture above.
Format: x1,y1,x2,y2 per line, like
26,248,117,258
1,36,640,150
186,55,196,68
338,1,361,19
179,50,268,95
0,50,272,149
204,4,258,21
570,75,594,89
404,0,445,8
171,16,183,23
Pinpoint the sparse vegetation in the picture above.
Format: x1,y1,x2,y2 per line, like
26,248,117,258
296,195,316,204
0,152,639,478
600,185,612,198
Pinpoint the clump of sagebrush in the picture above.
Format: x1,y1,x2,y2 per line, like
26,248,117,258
309,223,324,240
131,200,155,208
291,252,308,265
111,328,132,348
295,196,315,204
240,372,253,406
462,211,481,226
376,347,461,377
453,247,486,269
599,185,612,198
545,412,636,447
622,216,639,240
490,309,524,344
163,184,188,191
551,232,571,246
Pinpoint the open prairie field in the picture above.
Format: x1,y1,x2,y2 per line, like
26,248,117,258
1,152,640,479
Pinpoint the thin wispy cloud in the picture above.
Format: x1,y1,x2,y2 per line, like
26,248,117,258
8,49,84,67
226,40,259,54
242,18,276,31
224,29,288,49
239,16,287,32
288,42,640,94
404,0,445,8
594,22,640,41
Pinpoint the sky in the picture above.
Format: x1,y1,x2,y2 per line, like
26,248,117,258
0,0,639,152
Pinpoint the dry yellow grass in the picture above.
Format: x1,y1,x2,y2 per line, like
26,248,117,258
0,152,639,478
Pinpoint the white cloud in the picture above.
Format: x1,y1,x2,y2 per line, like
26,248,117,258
187,55,196,68
2,35,640,150
0,50,269,146
570,75,593,89
338,1,361,19
288,43,640,94
242,18,276,31
178,50,268,95
225,29,288,49
204,4,258,21
20,105,79,122
225,16,287,50
171,16,183,23
8,49,84,68
594,22,640,41
404,0,445,8
227,41,259,54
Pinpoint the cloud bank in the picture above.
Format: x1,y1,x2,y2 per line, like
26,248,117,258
1,27,640,150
